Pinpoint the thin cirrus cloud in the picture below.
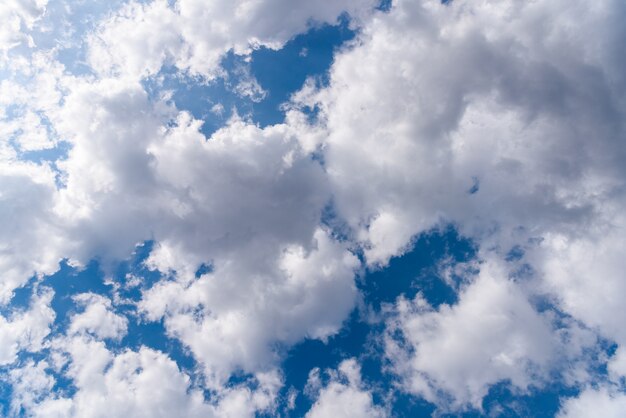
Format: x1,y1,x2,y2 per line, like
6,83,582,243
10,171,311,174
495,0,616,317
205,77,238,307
0,0,625,417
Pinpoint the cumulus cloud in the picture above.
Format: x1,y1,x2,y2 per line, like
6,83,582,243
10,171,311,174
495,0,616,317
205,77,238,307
7,359,56,416
10,337,281,418
2,0,626,415
558,387,626,418
0,160,62,302
88,0,377,79
140,227,359,387
68,293,128,340
0,287,54,365
305,359,385,418
301,0,626,265
291,0,626,409
384,259,557,409
2,5,364,405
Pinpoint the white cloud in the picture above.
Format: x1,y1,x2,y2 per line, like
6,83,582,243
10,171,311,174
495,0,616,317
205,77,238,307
305,358,385,418
88,0,378,79
68,293,128,340
12,336,281,418
7,359,56,416
0,160,62,302
39,75,359,385
2,0,626,414
2,10,362,401
301,0,626,266
0,0,48,52
289,0,626,409
384,259,556,409
0,287,54,365
140,227,359,388
558,387,626,418
533,213,626,346
0,53,75,302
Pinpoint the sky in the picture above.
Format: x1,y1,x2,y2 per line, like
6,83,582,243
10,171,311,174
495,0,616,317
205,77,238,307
0,0,626,417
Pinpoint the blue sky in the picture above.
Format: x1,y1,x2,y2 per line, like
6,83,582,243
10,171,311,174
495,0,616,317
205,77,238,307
1,1,626,417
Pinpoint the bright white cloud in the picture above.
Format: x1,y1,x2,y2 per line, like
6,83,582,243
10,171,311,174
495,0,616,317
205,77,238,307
10,337,280,418
301,0,626,266
384,259,556,409
305,359,385,418
0,287,54,365
0,160,62,302
2,9,362,404
68,293,128,340
1,0,626,415
292,0,626,409
7,359,56,416
140,228,359,387
88,0,377,79
0,0,48,52
558,387,626,418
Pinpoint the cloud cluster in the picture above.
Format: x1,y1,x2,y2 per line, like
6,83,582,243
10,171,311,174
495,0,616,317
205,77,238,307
290,0,626,410
1,0,626,415
1,0,375,412
88,0,377,79
6,291,283,418
10,339,281,417
302,0,626,265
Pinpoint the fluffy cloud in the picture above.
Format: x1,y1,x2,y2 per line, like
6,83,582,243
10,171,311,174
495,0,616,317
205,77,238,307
0,0,48,52
0,160,62,302
384,259,556,409
7,359,56,416
140,228,359,387
291,0,626,409
0,53,75,302
2,0,626,414
9,337,281,418
88,0,377,79
301,0,626,266
532,210,626,345
39,75,360,386
558,387,626,418
68,293,128,340
0,287,54,365
305,359,385,418
2,1,366,404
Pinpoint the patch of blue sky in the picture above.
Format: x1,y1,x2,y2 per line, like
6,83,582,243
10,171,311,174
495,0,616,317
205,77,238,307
14,142,72,169
248,14,356,126
377,0,393,12
468,176,480,194
143,17,356,138
476,382,579,418
361,226,475,310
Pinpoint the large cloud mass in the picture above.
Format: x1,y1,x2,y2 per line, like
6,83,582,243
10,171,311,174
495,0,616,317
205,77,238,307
1,0,626,416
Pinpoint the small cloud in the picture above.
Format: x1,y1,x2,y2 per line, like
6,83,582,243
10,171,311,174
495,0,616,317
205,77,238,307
210,103,225,116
